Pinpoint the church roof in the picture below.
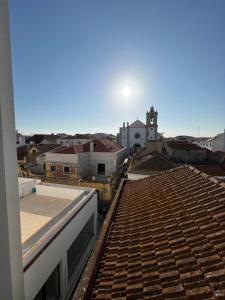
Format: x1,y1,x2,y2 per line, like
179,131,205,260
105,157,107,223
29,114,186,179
129,120,145,128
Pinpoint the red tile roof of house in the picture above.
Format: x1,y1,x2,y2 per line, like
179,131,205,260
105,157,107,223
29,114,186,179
51,144,85,154
49,139,124,154
93,139,124,152
167,141,204,151
191,164,225,177
74,166,225,300
131,151,178,172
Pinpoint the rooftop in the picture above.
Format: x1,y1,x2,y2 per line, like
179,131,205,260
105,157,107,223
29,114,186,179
191,163,225,177
49,139,124,154
75,166,225,300
167,141,205,151
130,151,178,173
18,178,94,257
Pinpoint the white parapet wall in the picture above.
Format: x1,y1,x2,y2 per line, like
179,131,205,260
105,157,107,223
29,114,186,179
18,177,41,197
35,184,84,200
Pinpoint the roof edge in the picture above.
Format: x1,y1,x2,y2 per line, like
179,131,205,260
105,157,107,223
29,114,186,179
72,178,126,300
126,165,225,189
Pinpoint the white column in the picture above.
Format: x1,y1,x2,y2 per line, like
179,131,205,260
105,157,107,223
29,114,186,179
0,0,25,299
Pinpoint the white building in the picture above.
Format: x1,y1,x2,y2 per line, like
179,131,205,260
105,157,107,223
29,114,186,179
19,177,97,300
211,130,225,152
195,138,213,151
16,130,26,147
43,139,127,180
118,106,161,152
195,130,225,152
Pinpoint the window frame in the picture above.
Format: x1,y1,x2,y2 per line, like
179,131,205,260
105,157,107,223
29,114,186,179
64,165,71,175
97,163,105,175
50,164,57,173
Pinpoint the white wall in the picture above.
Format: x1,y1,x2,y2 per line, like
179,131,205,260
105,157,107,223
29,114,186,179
212,131,225,152
0,1,25,297
23,192,97,300
120,126,147,149
120,127,127,148
128,173,150,180
18,178,41,197
147,126,157,140
89,152,117,176
129,127,146,146
35,185,84,200
77,152,89,177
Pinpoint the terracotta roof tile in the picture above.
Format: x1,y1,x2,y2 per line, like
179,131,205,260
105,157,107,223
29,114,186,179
167,141,204,150
75,166,225,300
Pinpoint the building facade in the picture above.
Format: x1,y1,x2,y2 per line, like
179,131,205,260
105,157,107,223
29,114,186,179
211,130,225,152
118,106,161,152
40,140,127,200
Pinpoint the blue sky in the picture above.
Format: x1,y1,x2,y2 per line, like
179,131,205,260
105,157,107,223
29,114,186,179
9,0,225,137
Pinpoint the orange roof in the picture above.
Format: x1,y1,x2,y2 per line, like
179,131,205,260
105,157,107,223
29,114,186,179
75,166,225,300
51,145,85,154
131,152,178,172
49,139,124,154
93,139,124,152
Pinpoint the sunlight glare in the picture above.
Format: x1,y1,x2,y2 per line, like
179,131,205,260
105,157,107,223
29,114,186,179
122,85,133,98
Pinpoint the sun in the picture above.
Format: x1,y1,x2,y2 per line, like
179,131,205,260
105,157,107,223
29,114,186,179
122,85,133,98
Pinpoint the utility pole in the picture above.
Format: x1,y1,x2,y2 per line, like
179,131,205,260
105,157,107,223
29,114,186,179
0,0,25,299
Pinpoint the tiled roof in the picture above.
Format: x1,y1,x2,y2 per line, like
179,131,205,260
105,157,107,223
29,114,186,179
93,139,124,152
51,144,85,154
75,166,225,300
131,152,178,172
49,139,124,154
167,141,204,151
192,164,225,177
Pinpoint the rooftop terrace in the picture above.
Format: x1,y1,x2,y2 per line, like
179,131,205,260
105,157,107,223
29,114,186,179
18,178,94,257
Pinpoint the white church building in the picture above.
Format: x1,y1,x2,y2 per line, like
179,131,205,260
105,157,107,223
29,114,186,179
118,106,161,152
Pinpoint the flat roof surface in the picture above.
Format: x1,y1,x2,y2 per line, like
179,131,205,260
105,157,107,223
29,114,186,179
20,193,72,244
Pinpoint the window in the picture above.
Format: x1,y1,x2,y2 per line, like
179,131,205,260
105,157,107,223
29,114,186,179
67,216,94,280
64,166,71,174
50,165,56,172
34,264,60,300
97,163,105,175
43,164,46,171
134,133,140,139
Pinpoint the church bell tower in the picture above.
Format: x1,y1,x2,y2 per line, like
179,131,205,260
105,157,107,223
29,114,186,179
146,106,158,140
